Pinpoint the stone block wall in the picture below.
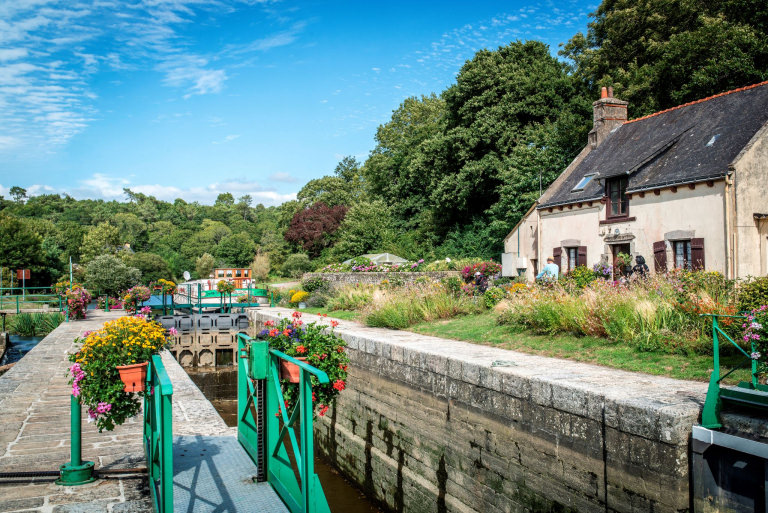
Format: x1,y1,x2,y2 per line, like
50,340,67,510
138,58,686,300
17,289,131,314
301,271,462,289
250,308,705,513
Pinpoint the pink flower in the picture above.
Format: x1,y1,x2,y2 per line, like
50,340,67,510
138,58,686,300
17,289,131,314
168,327,178,336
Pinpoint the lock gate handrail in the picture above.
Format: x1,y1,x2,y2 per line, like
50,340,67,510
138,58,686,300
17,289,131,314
144,354,174,513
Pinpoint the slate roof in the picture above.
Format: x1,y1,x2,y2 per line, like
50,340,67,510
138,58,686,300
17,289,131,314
538,81,768,208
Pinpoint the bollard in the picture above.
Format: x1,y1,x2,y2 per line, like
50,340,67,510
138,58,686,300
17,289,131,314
57,396,95,485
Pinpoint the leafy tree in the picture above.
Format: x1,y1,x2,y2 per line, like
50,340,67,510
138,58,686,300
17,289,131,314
250,252,270,281
0,215,45,277
111,213,147,249
214,192,235,208
330,200,396,260
561,0,768,116
195,253,216,279
284,202,347,257
80,222,120,263
281,253,313,278
85,255,141,296
216,232,257,267
122,252,171,284
9,186,27,203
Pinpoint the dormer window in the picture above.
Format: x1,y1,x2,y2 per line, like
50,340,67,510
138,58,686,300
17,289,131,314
572,173,596,192
606,177,629,218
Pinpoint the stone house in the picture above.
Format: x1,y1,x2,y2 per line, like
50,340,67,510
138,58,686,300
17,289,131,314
502,81,768,280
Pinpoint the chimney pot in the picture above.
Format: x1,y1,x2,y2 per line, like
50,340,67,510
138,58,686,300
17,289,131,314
608,86,614,98
601,86,608,99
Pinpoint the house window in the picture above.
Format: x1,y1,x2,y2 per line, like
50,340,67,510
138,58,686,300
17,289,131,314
217,270,224,277
226,270,233,277
607,177,629,217
236,270,242,277
566,247,577,272
572,173,596,192
244,270,249,277
674,240,692,270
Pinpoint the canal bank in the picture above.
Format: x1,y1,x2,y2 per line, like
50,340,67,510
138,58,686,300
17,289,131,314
250,308,711,513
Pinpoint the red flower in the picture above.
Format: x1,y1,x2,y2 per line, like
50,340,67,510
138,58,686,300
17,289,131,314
333,379,346,391
264,320,275,327
282,329,291,337
296,345,307,354
312,391,317,402
330,320,339,328
339,364,348,371
318,404,329,416
336,346,344,353
320,353,327,360
292,311,302,319
268,329,279,337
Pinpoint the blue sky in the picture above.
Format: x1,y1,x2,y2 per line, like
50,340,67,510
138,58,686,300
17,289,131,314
0,0,595,206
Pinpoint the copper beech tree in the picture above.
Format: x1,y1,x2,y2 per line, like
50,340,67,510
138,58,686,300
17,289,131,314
284,202,348,258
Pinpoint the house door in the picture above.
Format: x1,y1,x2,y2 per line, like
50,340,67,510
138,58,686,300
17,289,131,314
612,244,631,279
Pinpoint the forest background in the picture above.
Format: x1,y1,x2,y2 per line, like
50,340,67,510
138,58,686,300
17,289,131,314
2,0,768,286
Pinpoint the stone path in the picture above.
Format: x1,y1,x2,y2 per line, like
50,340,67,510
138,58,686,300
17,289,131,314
0,311,286,513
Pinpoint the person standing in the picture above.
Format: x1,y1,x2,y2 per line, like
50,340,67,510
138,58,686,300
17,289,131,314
536,256,559,282
631,255,649,279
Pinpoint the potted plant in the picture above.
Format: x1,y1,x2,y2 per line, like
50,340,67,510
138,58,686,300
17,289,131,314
289,290,309,309
258,311,349,416
64,284,92,320
217,279,236,310
615,252,633,277
68,315,176,431
122,286,151,315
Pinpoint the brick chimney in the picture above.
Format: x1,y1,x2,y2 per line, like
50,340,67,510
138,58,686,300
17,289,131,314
588,86,628,149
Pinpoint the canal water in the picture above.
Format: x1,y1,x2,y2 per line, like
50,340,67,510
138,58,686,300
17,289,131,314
1,335,44,365
186,366,386,513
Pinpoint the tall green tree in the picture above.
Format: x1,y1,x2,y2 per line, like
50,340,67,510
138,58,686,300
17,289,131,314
561,0,768,116
80,222,120,263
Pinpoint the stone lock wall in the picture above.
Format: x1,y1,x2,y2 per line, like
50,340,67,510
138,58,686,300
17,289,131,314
301,271,462,289
250,308,705,513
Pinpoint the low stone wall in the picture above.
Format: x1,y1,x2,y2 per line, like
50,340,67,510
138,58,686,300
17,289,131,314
250,308,705,513
302,271,462,289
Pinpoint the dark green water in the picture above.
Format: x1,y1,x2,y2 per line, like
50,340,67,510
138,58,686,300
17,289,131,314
186,367,386,513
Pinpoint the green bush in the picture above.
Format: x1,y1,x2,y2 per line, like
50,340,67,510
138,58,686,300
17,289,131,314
483,287,506,308
302,276,326,292
441,276,463,296
326,286,373,311
9,312,65,337
739,276,768,313
364,284,482,329
568,266,597,288
282,253,313,279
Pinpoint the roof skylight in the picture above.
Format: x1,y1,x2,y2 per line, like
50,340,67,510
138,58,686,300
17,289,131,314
571,173,596,192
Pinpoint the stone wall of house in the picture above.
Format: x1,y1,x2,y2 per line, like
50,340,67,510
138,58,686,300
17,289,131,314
301,271,462,289
250,308,704,513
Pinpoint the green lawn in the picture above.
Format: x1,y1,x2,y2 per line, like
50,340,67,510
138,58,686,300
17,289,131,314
306,308,745,383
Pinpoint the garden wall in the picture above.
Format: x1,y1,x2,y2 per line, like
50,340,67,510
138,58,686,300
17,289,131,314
250,308,706,513
301,271,462,289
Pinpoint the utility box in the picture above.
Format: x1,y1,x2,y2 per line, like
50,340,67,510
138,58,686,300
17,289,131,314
248,339,269,380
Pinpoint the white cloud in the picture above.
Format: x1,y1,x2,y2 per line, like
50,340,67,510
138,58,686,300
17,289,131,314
212,134,241,144
269,171,297,183
12,173,296,206
0,1,305,153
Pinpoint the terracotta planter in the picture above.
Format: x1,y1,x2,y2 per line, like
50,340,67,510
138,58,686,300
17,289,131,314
279,357,307,383
116,362,148,392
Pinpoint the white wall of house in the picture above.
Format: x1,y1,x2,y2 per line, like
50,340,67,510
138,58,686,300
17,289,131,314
510,182,729,280
732,121,768,278
502,208,539,278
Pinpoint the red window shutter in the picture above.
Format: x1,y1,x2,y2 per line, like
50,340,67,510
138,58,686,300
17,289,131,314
577,246,587,267
691,238,705,270
653,241,666,272
553,247,562,262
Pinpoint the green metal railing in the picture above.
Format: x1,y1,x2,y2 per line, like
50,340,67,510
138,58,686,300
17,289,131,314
700,313,766,428
238,333,331,513
144,355,174,513
0,287,63,313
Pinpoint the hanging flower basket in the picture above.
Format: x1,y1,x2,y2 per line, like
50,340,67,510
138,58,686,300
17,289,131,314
116,362,148,392
280,357,307,383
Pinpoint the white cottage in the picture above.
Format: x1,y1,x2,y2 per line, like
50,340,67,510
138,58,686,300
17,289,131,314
503,82,768,280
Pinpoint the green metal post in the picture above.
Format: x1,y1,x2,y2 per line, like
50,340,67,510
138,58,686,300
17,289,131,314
300,370,314,513
270,291,274,308
59,295,62,313
701,315,723,429
752,338,759,389
162,293,167,316
712,316,720,382
16,295,19,314
197,283,202,314
105,296,109,312
57,396,95,485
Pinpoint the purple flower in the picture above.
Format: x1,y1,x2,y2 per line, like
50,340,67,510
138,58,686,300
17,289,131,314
751,352,761,360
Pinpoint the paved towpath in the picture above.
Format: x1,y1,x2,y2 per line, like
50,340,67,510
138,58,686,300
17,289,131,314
0,310,286,513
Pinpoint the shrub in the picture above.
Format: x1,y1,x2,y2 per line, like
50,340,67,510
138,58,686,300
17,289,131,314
282,253,313,278
326,285,374,311
363,284,482,329
85,255,141,296
66,285,92,319
461,261,502,282
739,276,768,313
302,276,326,293
250,252,270,282
568,266,597,288
122,286,151,314
9,312,65,336
290,291,310,304
441,276,463,296
483,287,506,309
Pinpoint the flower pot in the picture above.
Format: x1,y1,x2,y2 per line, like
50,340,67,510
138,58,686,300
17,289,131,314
280,357,307,383
298,302,307,309
116,362,148,392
